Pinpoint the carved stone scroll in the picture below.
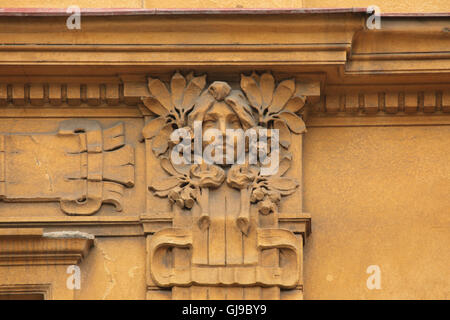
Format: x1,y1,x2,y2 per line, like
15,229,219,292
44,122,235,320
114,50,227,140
0,119,135,215
143,72,316,300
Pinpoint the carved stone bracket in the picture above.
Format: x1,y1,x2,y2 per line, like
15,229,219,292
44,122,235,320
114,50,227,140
143,71,318,300
149,227,300,288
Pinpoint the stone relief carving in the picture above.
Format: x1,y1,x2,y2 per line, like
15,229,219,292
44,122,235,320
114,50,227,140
143,72,309,299
0,120,135,215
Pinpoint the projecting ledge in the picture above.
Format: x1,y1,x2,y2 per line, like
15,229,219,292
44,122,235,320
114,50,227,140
0,228,94,266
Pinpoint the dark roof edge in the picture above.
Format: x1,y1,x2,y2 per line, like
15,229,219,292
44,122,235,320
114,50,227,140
0,7,369,16
0,8,447,17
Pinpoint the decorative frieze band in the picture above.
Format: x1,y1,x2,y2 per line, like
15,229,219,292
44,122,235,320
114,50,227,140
0,83,123,106
323,91,450,114
2,79,450,119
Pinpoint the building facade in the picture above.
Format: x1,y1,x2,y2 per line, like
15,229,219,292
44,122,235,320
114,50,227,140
0,2,448,299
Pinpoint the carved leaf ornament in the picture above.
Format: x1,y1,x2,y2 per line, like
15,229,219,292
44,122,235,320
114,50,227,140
142,72,206,156
144,72,306,216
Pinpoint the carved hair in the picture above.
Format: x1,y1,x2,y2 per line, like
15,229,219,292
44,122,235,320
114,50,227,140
188,81,256,130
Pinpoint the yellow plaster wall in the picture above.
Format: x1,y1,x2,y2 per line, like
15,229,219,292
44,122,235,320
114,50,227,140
305,0,450,13
0,0,449,12
0,0,303,9
144,0,303,8
303,126,450,299
0,0,448,302
68,124,450,300
0,265,76,299
0,1,142,8
77,237,147,300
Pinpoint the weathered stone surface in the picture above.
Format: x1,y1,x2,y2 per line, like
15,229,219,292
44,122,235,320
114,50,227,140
143,72,310,299
0,7,448,300
0,120,135,215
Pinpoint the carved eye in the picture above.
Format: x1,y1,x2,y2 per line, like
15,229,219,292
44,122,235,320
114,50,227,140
203,116,217,128
229,118,241,128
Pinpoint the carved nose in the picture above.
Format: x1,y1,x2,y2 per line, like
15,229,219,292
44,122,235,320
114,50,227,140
219,120,227,138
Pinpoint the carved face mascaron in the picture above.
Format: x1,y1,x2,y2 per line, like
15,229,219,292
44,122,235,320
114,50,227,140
143,72,308,295
203,101,243,133
145,71,306,214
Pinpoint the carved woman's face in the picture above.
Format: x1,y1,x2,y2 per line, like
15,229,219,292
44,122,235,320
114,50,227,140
203,101,243,134
202,101,243,163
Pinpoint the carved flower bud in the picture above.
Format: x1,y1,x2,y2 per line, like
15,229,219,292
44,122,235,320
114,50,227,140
258,197,276,215
181,187,195,209
190,164,225,188
184,199,194,209
227,164,259,189
208,81,231,101
168,188,180,203
176,199,184,208
267,190,281,203
168,187,184,208
189,187,200,201
251,188,265,202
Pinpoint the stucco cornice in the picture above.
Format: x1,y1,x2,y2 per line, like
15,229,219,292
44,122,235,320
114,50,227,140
0,10,363,69
0,9,447,77
0,9,448,122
